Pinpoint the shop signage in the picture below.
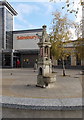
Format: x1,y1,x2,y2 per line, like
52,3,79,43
17,35,38,40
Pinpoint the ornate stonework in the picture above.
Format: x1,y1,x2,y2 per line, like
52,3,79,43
36,25,56,88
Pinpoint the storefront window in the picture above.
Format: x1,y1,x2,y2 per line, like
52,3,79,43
0,7,4,49
2,54,11,66
6,9,13,49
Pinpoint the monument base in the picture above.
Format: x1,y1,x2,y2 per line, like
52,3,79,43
36,74,56,88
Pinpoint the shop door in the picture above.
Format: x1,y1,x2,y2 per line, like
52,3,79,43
3,54,11,67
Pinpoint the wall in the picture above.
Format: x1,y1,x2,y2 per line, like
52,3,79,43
2,107,82,118
0,7,3,68
13,30,42,50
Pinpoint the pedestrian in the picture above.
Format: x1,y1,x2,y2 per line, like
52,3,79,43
34,62,37,72
16,59,20,68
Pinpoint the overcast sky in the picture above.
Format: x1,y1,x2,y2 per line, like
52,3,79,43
7,0,82,39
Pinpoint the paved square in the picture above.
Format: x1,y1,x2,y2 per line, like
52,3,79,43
1,68,82,99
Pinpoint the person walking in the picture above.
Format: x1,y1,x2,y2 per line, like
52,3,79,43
34,60,37,72
16,59,20,68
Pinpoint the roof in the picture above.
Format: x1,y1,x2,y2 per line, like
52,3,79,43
63,40,78,44
0,0,17,15
13,28,43,34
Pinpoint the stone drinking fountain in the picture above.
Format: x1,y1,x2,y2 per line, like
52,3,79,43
36,25,56,88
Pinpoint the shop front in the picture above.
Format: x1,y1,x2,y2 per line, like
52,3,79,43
2,50,12,68
17,50,39,68
13,28,43,68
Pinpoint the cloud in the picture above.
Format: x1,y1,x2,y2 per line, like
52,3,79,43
15,3,40,23
8,0,67,2
13,22,38,30
13,23,26,30
42,3,54,15
15,4,39,15
13,3,40,30
13,2,55,30
71,0,82,23
69,27,77,40
12,0,82,35
75,6,82,23
13,15,39,30
68,0,82,40
8,0,50,2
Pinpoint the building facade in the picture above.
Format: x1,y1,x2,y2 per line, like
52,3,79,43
13,29,43,68
52,40,84,69
0,1,83,69
0,0,17,68
13,30,83,69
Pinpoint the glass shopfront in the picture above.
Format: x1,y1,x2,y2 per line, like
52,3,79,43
2,52,11,67
0,7,4,67
0,7,4,49
0,7,13,50
0,7,13,68
0,0,17,68
6,9,13,49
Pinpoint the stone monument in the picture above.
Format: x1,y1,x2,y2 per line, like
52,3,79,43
36,25,56,88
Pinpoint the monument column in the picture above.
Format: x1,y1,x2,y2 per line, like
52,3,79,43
48,47,50,58
36,25,56,88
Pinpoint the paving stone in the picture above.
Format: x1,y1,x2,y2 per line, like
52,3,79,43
0,68,83,111
0,96,83,110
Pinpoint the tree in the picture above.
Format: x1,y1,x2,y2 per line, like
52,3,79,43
50,0,84,39
50,11,75,76
74,37,84,60
50,0,83,18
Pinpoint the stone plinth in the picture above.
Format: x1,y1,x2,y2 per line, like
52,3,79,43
37,74,56,88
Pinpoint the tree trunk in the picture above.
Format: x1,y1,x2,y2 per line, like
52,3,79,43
52,56,54,73
62,58,66,76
